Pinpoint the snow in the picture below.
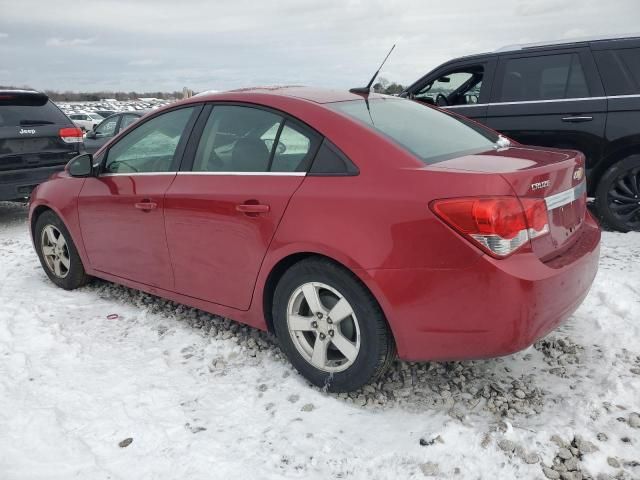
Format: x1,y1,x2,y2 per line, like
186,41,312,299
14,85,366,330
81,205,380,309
0,201,639,479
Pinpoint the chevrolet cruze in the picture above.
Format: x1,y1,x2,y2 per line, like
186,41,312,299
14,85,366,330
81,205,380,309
28,87,601,392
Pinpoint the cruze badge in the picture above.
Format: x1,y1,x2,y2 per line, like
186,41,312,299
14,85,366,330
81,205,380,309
19,128,36,135
573,167,585,182
530,180,551,191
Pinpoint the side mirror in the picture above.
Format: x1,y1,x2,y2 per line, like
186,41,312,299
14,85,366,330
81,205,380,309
86,130,96,139
67,153,94,177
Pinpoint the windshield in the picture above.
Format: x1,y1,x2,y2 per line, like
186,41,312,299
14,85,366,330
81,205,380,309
329,97,499,164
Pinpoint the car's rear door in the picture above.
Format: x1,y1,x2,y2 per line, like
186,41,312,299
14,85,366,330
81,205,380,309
77,105,200,289
164,103,321,310
485,48,607,171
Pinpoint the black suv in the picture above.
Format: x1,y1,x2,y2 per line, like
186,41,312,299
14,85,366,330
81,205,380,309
0,90,83,201
402,35,640,231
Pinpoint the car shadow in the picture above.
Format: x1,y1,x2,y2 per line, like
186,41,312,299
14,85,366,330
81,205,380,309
0,201,29,227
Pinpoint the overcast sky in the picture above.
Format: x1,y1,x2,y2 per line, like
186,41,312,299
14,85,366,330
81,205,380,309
1,0,639,93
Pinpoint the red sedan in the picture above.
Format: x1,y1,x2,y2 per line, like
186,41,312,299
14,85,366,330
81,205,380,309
28,87,601,392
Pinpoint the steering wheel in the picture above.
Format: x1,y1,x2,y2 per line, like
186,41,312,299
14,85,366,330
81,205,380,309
435,93,449,107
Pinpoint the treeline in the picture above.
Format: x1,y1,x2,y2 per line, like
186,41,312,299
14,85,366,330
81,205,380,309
0,85,182,101
372,77,405,95
44,90,183,102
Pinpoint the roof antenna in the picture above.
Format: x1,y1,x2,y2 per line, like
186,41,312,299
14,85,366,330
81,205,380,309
349,44,396,95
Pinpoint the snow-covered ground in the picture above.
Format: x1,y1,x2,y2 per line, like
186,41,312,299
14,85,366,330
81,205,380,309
0,201,638,480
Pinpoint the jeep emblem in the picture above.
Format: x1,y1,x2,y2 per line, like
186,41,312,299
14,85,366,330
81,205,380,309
19,128,36,135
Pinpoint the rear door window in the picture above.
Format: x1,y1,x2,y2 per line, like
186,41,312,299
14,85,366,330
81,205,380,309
498,53,589,102
0,100,69,127
192,105,320,173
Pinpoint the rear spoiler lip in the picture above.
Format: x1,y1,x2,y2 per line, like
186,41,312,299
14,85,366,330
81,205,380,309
0,90,49,106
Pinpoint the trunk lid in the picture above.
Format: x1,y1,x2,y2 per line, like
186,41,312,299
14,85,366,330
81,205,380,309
429,145,587,260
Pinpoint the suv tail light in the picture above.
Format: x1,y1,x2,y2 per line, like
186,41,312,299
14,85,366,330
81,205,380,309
431,197,549,257
59,127,83,144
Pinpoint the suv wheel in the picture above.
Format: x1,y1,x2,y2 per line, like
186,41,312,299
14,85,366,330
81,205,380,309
595,155,640,232
34,210,90,290
272,258,395,392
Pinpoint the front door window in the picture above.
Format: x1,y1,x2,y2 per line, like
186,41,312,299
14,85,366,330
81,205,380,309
104,107,194,174
415,69,484,106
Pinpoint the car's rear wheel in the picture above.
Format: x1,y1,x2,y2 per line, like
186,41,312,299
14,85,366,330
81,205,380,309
272,258,395,392
34,210,90,290
595,155,640,232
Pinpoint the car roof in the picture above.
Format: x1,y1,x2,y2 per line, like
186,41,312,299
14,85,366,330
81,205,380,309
190,86,388,104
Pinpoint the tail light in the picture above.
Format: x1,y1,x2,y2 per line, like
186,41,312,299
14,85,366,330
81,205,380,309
59,127,83,144
431,196,549,258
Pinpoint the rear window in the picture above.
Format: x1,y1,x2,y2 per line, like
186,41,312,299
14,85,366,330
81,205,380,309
0,100,70,127
329,98,498,164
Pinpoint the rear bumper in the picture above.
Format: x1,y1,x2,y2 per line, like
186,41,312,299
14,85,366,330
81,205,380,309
0,165,66,201
362,212,601,361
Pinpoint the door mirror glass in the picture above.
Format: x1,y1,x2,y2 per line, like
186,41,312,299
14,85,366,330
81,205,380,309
67,153,93,177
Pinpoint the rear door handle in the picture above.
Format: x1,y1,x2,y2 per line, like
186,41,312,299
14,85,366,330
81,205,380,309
236,203,270,214
135,200,158,211
561,116,593,123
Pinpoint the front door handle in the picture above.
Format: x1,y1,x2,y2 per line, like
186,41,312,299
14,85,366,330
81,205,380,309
236,203,270,214
562,116,593,123
135,200,158,211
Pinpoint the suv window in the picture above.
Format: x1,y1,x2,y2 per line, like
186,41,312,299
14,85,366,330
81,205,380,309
499,54,589,102
104,107,194,174
330,97,498,164
415,68,484,106
594,48,640,95
0,100,69,127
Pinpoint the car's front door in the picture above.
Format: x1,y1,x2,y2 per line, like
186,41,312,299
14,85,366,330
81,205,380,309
77,106,200,289
164,104,321,310
404,58,497,123
485,49,607,169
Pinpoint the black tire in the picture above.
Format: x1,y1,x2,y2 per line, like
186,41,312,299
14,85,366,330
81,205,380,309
595,155,640,232
34,210,90,290
272,258,395,392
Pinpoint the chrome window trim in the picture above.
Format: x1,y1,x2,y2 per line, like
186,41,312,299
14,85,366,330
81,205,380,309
176,171,306,176
442,93,640,109
545,181,586,210
100,172,177,177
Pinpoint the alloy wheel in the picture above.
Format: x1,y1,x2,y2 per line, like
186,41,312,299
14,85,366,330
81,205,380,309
41,224,71,278
286,282,360,373
607,166,640,229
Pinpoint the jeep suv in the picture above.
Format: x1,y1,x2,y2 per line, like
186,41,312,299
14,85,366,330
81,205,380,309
402,35,640,231
0,90,83,201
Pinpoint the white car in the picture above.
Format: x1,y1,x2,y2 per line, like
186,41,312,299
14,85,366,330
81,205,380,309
68,112,104,132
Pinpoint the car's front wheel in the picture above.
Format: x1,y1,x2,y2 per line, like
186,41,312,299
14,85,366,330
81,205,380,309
272,258,395,392
34,210,90,290
595,155,640,232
